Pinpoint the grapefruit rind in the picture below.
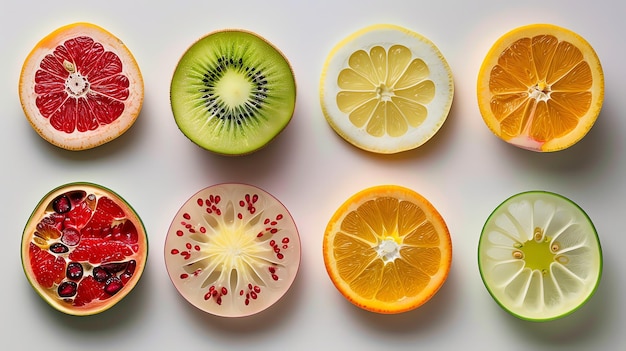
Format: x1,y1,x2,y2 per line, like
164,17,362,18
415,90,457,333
164,183,301,317
478,191,602,321
19,22,144,151
320,24,454,154
21,182,148,316
477,23,604,152
323,185,452,314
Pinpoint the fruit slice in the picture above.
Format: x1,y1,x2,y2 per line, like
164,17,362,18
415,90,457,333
478,191,602,321
164,183,301,317
21,182,148,316
170,29,296,156
477,24,604,152
19,22,144,151
323,185,452,313
320,24,454,154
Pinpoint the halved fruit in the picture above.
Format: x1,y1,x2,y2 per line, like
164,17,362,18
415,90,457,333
478,191,602,321
477,24,604,152
21,182,148,316
19,22,144,151
320,24,454,154
323,185,452,314
170,29,296,156
164,183,301,317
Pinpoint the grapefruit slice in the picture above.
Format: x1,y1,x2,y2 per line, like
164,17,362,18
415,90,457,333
478,191,602,321
19,22,144,151
21,182,148,316
477,24,604,152
164,183,301,317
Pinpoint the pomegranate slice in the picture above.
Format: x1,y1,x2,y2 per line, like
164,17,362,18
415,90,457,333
164,183,301,317
21,182,148,316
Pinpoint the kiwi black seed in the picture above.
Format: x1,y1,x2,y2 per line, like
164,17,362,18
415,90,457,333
170,29,296,155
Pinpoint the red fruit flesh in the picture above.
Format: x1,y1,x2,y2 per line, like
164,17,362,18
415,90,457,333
19,22,144,151
22,183,147,316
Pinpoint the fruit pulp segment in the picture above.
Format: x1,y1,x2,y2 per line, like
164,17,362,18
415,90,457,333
170,30,296,155
165,185,300,316
480,193,601,318
333,196,441,301
35,36,130,133
488,34,593,143
26,189,143,311
336,45,434,137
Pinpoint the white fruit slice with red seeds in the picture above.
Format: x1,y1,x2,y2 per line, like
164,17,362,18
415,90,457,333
164,183,301,317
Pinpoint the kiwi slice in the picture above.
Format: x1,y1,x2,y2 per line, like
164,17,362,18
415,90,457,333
170,29,296,155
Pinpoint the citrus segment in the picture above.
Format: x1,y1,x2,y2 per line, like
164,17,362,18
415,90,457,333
164,183,301,317
478,191,602,321
320,24,454,154
19,22,144,150
323,185,452,314
477,24,604,152
21,182,148,316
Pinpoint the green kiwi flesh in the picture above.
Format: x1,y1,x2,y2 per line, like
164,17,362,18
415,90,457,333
170,29,296,155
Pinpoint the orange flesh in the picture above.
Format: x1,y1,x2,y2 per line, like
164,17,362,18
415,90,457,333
324,186,451,313
488,35,592,143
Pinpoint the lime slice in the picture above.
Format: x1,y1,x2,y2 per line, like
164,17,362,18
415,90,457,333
478,191,602,321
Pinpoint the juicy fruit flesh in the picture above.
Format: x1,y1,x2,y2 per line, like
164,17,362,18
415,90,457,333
165,184,300,317
334,197,441,300
337,44,435,137
22,185,146,315
320,24,454,154
324,186,452,314
35,35,130,134
479,192,602,320
489,35,592,144
171,30,296,155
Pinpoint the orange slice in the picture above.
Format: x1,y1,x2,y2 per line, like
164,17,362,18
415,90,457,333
323,185,452,314
477,24,604,152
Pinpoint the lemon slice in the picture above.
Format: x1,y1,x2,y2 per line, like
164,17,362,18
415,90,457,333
323,185,452,314
320,24,454,154
478,191,602,321
477,24,604,152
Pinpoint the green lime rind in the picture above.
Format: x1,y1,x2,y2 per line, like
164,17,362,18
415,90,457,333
21,181,148,316
170,29,296,155
478,190,602,322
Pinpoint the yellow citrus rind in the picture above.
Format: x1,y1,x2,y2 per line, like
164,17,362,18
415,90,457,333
320,24,454,154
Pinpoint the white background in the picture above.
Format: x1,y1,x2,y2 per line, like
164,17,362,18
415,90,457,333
2,0,624,349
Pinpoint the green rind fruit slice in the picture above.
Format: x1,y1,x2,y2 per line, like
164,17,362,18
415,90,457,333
170,29,296,155
21,182,148,316
478,191,602,321
164,183,301,317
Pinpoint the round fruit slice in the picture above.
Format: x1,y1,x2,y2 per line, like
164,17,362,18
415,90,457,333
477,24,604,152
323,185,452,314
320,24,454,154
21,182,148,316
170,29,296,156
164,183,301,317
478,191,602,321
19,22,144,151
